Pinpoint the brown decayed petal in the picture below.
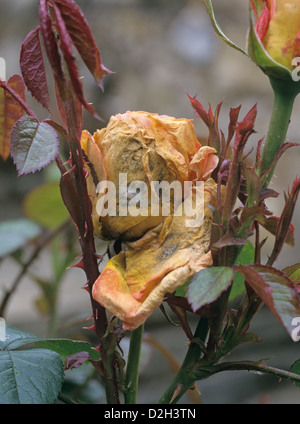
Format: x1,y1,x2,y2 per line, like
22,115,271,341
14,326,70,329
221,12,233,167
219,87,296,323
81,130,106,236
84,111,210,241
92,179,218,330
189,146,219,181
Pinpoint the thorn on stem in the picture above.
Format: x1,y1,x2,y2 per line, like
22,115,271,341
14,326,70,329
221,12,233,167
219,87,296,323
92,344,101,352
83,324,96,332
84,221,89,238
170,384,185,404
94,253,104,260
82,167,89,178
63,157,73,167
81,283,90,292
68,258,85,270
63,164,77,176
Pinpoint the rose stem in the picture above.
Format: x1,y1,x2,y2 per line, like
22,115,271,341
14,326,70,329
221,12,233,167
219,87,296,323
124,324,144,404
260,76,299,184
157,318,209,404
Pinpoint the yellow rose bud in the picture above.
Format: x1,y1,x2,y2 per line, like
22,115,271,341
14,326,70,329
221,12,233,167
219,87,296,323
251,0,300,70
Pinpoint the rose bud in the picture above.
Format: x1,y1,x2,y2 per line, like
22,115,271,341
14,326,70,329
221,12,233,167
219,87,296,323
249,0,300,79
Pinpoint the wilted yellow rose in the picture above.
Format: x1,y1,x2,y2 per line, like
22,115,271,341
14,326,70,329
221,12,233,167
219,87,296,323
92,179,218,330
251,0,300,69
81,111,219,330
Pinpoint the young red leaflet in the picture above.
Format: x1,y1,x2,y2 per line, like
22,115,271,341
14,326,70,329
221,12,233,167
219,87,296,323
39,0,66,100
0,75,26,160
53,0,111,89
20,27,50,110
52,3,102,120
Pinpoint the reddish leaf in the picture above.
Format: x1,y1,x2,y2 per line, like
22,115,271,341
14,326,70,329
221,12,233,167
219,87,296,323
261,142,300,186
0,75,26,160
187,93,212,127
59,170,81,229
260,216,295,246
212,228,246,249
268,177,300,264
226,105,241,146
234,264,300,338
233,104,257,146
52,4,101,120
242,165,261,206
0,78,36,118
65,351,91,370
43,119,68,140
222,105,257,224
240,204,272,226
39,0,66,100
20,27,50,110
54,79,68,128
187,92,222,152
54,0,111,89
257,187,279,203
165,294,215,318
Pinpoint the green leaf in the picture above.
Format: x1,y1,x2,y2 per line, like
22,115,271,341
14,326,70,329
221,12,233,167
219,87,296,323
283,263,300,282
204,0,247,56
0,325,99,362
0,325,101,403
290,360,300,388
0,219,41,258
0,325,43,351
23,181,69,229
175,277,191,297
37,339,100,362
0,349,63,404
242,165,261,207
10,116,60,175
230,241,255,301
187,266,234,312
234,265,300,339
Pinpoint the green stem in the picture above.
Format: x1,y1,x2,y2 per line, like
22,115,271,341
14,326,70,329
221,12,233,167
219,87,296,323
207,361,300,385
157,318,209,404
124,324,144,404
57,392,79,404
206,289,230,358
260,77,299,182
100,352,120,404
232,77,300,342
